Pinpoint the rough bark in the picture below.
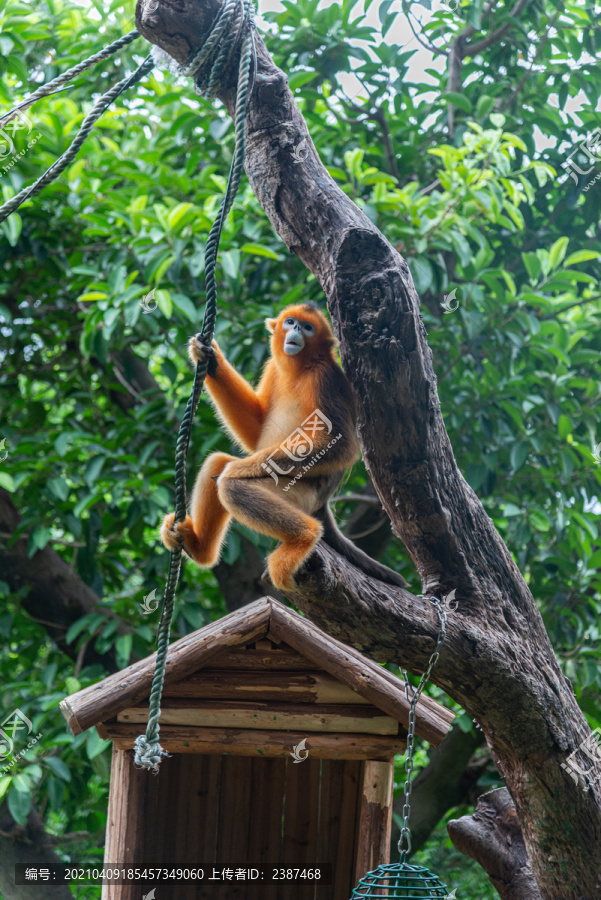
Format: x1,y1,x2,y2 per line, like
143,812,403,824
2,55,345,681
134,5,601,898
0,802,73,900
448,789,543,900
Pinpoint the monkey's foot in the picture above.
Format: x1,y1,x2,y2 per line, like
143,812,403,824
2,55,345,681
267,527,322,593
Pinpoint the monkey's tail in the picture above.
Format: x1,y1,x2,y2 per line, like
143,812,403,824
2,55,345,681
315,505,408,588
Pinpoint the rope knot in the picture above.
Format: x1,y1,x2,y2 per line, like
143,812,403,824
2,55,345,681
133,734,171,773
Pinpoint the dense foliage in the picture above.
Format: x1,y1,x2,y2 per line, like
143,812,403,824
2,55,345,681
1,0,600,896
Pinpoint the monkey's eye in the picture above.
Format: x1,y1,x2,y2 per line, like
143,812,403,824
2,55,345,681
283,317,296,331
301,322,316,336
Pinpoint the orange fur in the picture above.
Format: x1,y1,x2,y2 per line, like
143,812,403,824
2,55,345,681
161,304,358,592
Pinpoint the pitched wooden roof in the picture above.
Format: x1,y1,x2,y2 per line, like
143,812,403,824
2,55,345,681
60,597,454,745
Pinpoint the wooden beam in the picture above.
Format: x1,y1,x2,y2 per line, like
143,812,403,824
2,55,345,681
208,644,318,669
60,599,271,735
354,760,394,884
269,603,454,746
162,668,368,704
97,723,406,760
115,698,399,734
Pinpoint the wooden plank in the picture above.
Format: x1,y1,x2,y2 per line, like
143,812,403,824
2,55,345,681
215,756,253,900
282,756,321,864
61,598,272,735
269,602,454,746
162,669,367,704
116,699,399,735
317,760,342,900
208,644,317,670
281,757,321,900
102,746,146,900
334,760,362,900
353,760,394,884
99,723,406,759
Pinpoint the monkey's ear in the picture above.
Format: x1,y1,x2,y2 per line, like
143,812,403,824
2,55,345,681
265,317,277,333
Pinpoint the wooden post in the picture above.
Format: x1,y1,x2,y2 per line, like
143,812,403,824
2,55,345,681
102,746,146,900
353,759,394,885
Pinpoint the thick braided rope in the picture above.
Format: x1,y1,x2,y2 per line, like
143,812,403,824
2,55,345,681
0,31,140,125
0,55,153,225
133,0,255,773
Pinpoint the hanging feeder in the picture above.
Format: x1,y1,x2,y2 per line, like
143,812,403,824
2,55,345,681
349,598,452,900
351,862,449,898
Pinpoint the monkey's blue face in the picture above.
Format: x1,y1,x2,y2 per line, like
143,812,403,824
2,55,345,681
282,316,316,356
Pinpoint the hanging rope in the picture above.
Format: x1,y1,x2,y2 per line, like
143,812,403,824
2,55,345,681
0,56,153,224
0,31,140,125
133,0,256,772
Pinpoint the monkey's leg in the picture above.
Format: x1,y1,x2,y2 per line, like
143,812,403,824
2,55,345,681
160,452,235,566
218,476,322,592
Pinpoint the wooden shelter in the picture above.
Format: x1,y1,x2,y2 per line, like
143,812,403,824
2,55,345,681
61,597,454,900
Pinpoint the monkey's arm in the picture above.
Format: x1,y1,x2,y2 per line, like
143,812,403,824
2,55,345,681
189,336,264,452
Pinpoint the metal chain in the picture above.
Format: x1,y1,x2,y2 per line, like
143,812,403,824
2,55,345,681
397,595,448,862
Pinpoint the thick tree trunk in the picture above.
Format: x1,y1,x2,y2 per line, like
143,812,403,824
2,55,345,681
135,5,601,898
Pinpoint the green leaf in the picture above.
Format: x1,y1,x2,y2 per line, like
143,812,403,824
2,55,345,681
442,92,472,113
529,509,552,532
240,243,280,260
171,293,199,324
549,237,569,270
564,250,599,266
47,477,69,501
84,454,105,486
0,775,11,803
86,730,110,760
155,289,172,318
510,441,529,472
7,785,31,826
557,415,572,439
0,472,15,492
116,633,133,664
44,756,71,782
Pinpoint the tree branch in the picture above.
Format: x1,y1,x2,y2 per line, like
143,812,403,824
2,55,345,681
448,789,543,900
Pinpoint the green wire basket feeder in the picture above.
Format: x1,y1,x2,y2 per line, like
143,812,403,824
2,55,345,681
351,862,449,898
350,598,452,900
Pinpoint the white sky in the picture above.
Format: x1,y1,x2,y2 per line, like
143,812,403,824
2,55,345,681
256,0,598,147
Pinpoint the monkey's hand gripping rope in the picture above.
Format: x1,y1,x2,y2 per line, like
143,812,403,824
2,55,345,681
133,0,256,772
